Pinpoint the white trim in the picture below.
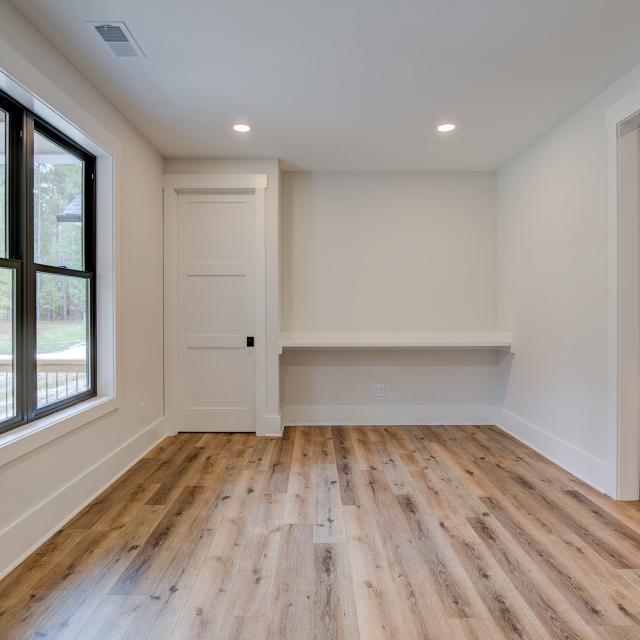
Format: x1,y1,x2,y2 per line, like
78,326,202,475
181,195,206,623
163,173,280,436
0,396,119,467
498,409,609,494
164,186,178,435
283,404,498,426
279,330,515,353
0,416,165,580
263,414,283,437
606,91,640,499
163,173,267,190
254,187,268,435
0,65,122,158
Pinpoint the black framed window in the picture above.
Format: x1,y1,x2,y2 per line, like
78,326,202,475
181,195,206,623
0,89,96,434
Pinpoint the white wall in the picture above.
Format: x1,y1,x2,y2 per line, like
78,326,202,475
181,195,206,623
282,172,497,331
281,172,502,425
0,1,165,576
497,62,640,493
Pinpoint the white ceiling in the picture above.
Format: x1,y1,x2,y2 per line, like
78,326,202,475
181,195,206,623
11,0,640,170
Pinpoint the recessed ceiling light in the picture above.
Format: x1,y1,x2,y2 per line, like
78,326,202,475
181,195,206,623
233,123,251,133
437,123,456,133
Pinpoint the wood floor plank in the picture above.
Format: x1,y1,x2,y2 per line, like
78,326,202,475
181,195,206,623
374,438,415,494
143,435,203,485
409,429,489,517
332,426,358,506
352,469,454,639
264,427,294,494
438,515,547,640
315,426,337,465
313,543,360,640
0,527,86,598
343,502,413,640
30,504,169,639
349,428,380,471
166,470,269,639
0,589,66,639
595,627,640,639
229,493,285,617
468,440,639,569
449,617,509,640
108,486,205,596
177,432,234,488
284,427,316,524
1,426,640,639
476,429,640,555
120,528,219,640
481,495,620,626
397,493,476,619
467,515,599,640
265,524,315,640
66,459,158,530
73,594,145,640
313,463,346,543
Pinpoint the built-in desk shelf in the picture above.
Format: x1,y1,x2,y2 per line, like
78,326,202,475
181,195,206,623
279,331,515,354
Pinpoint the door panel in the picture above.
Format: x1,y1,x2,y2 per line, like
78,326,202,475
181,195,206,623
178,194,255,432
182,274,247,335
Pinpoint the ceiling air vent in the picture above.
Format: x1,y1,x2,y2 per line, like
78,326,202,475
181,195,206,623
89,22,145,58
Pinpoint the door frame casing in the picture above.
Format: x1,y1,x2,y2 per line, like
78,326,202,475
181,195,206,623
607,92,640,499
163,173,279,437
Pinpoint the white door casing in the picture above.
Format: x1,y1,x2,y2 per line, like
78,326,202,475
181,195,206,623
178,193,255,431
163,172,280,437
607,91,640,499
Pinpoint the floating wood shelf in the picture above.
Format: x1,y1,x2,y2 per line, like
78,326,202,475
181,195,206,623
279,331,515,354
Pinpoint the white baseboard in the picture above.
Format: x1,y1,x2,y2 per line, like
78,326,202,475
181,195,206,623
497,409,609,494
283,404,498,426
0,416,166,580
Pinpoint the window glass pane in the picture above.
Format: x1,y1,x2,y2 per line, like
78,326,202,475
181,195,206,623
33,131,84,270
36,272,88,408
0,267,15,421
0,110,6,258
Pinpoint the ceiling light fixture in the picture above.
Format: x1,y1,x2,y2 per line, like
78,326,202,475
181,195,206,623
233,123,251,133
437,123,456,133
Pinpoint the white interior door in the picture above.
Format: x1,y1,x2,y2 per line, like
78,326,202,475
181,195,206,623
178,193,256,432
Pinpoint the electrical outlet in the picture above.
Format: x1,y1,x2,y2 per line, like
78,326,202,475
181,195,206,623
139,401,146,419
536,400,544,418
372,384,385,398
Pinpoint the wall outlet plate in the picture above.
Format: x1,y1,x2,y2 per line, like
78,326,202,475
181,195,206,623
372,384,385,398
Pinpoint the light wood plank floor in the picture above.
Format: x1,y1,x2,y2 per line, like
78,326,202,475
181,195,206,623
2,426,640,639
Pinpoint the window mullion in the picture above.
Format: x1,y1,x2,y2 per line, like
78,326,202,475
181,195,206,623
24,114,37,421
33,264,93,279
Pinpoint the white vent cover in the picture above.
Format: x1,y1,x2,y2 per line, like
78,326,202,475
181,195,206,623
88,22,145,58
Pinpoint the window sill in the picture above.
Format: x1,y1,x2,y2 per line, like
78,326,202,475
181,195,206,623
0,395,119,467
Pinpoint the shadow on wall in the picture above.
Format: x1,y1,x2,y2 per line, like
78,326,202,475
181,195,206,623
496,351,514,412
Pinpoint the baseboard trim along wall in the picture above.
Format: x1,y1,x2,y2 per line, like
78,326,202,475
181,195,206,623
0,416,167,580
283,404,499,426
497,409,609,494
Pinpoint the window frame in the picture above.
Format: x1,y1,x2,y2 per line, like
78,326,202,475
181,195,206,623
0,88,97,434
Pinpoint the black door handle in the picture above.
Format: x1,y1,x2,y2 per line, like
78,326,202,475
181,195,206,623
246,336,254,347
